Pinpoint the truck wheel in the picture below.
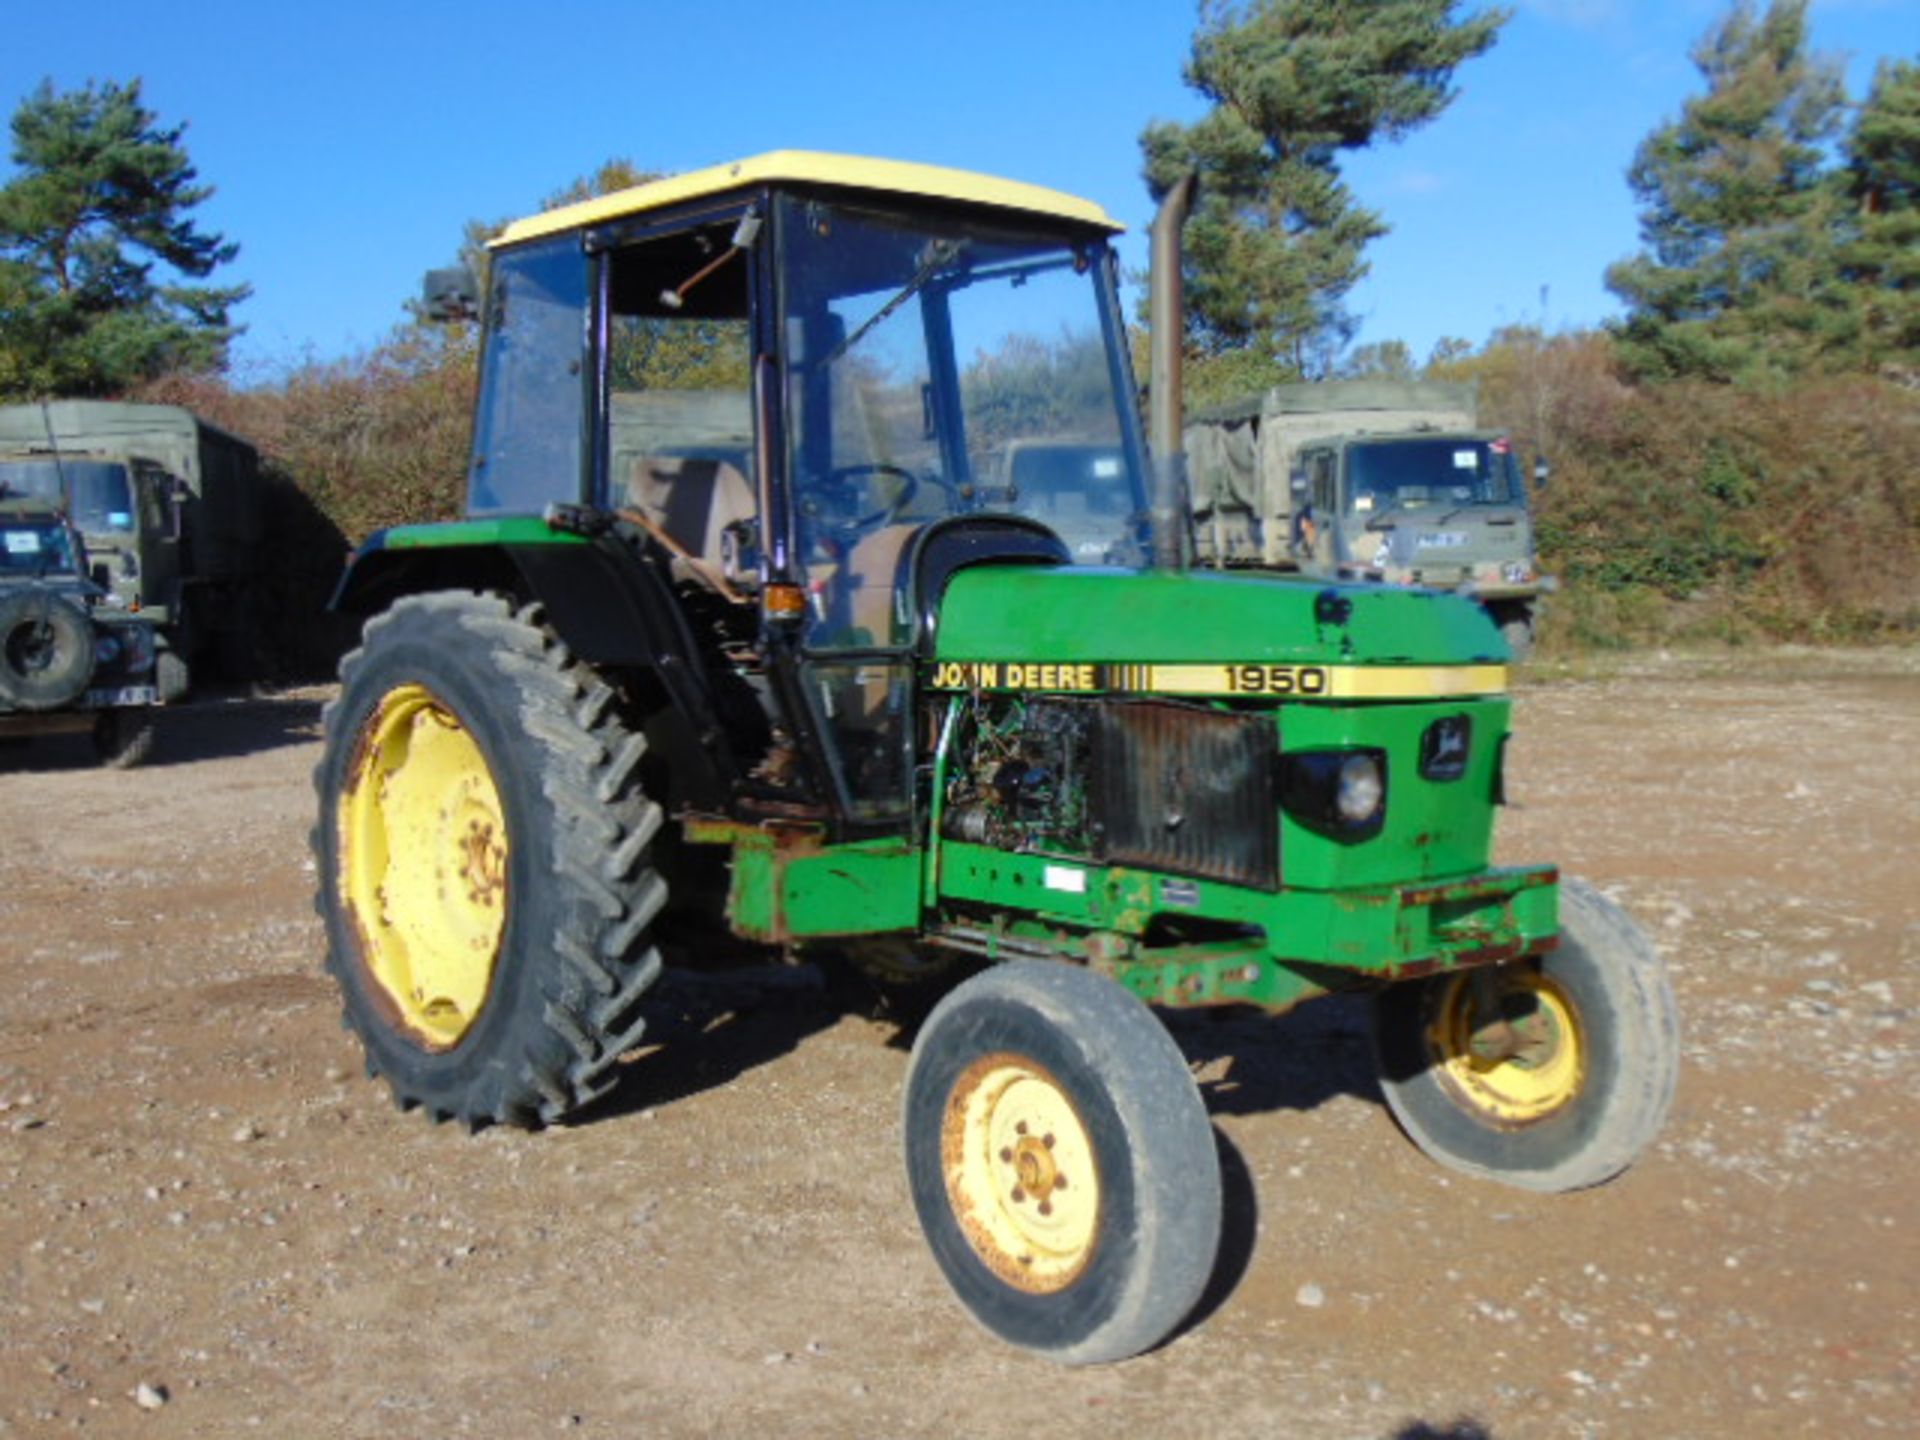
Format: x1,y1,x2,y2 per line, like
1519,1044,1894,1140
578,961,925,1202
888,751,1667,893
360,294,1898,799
156,649,190,704
0,593,96,711
903,962,1221,1364
1373,878,1679,1193
93,710,155,768
1495,608,1535,662
312,591,666,1129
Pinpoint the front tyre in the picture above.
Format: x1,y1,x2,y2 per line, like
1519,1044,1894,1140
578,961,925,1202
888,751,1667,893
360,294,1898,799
1373,878,1679,1193
903,963,1221,1365
93,709,155,768
313,591,666,1129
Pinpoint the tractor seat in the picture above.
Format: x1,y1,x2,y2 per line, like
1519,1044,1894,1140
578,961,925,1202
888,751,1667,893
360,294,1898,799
626,456,756,579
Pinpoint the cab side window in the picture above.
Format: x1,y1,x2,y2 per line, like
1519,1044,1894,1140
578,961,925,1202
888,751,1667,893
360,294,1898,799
468,237,590,514
602,221,756,584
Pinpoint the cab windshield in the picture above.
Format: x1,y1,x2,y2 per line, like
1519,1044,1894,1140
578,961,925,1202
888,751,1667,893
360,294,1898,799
1345,438,1520,517
0,459,135,534
778,196,1145,583
0,517,80,577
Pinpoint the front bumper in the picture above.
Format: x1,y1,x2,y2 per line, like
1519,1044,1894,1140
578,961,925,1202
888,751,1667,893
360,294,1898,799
934,842,1560,1012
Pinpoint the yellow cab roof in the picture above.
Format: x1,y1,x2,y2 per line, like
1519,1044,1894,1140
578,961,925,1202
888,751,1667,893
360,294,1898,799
493,150,1123,247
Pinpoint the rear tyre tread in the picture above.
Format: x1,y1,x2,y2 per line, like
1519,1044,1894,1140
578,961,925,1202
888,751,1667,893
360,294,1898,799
314,589,667,1130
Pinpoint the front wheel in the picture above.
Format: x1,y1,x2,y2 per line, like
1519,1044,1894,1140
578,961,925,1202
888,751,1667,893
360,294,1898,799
903,962,1221,1365
93,709,156,768
1373,878,1679,1193
312,591,667,1129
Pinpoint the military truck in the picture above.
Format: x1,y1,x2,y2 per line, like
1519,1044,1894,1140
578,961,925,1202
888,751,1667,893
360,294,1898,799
0,502,161,765
311,152,1677,1364
0,401,266,700
1186,380,1554,656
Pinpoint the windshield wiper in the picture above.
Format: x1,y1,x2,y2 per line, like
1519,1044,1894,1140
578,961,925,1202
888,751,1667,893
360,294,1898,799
822,238,968,366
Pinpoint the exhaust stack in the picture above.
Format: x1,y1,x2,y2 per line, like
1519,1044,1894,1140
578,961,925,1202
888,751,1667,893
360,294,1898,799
1147,173,1196,571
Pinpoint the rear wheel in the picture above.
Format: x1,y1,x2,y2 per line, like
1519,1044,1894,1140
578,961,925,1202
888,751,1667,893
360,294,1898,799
313,590,666,1128
1373,878,1678,1192
903,962,1221,1364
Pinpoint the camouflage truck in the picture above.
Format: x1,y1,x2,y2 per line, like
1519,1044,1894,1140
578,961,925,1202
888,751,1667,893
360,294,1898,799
0,401,266,701
0,501,160,766
1185,380,1554,656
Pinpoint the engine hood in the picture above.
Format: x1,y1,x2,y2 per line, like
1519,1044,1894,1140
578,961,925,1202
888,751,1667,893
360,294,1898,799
932,565,1507,671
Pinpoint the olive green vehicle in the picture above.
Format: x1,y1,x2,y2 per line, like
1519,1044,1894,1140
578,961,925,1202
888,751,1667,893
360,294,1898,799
0,402,267,702
0,503,160,766
313,152,1678,1364
1185,381,1556,658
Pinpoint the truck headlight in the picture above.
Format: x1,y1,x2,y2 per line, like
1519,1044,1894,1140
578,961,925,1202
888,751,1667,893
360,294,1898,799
1503,561,1532,584
1280,748,1388,839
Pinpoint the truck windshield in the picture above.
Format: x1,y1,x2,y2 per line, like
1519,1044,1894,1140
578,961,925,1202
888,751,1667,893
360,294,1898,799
0,518,78,576
0,459,135,533
778,196,1145,576
1345,438,1519,515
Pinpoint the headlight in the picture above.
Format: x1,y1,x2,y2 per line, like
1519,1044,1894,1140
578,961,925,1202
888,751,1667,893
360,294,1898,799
1279,748,1388,839
124,626,156,674
94,633,123,665
1337,754,1384,823
1503,561,1532,584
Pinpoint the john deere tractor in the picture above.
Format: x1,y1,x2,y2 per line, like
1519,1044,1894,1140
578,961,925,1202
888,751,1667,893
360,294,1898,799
314,153,1677,1364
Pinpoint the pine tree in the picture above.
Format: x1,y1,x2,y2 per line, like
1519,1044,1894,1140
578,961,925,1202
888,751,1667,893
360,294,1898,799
0,79,248,397
1840,56,1920,377
1142,0,1508,376
1604,1,1848,384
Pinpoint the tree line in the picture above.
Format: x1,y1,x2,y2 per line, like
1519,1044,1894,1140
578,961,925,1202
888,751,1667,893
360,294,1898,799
0,1,1914,657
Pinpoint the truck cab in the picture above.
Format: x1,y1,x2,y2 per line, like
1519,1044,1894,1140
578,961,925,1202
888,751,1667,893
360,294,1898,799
1294,429,1548,651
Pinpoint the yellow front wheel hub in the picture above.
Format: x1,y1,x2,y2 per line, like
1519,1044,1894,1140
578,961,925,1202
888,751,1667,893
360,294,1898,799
338,684,509,1050
942,1054,1100,1293
1428,968,1585,1126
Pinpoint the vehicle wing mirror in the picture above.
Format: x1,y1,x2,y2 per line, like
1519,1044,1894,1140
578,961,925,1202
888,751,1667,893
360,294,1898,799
423,265,481,323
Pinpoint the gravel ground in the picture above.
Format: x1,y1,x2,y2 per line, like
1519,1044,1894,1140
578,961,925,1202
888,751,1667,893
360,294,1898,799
0,652,1914,1438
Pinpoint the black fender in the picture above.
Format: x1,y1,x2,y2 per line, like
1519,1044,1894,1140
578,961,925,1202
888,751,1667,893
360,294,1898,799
330,533,744,812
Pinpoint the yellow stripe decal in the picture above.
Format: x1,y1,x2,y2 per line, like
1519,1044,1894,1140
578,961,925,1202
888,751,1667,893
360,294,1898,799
926,661,1507,699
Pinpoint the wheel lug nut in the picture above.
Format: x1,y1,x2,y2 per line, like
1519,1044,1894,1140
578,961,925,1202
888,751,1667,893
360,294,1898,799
1042,1133,1055,1149
1010,1188,1025,1203
1038,1201,1053,1217
1054,1175,1067,1190
998,1147,1013,1163
1015,1121,1028,1136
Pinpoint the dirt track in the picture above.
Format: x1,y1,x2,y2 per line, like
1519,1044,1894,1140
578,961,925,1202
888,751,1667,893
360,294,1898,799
1,653,1915,1438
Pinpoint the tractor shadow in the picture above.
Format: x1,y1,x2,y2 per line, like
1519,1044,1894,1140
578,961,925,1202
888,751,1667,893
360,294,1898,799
1165,991,1387,1118
568,959,871,1126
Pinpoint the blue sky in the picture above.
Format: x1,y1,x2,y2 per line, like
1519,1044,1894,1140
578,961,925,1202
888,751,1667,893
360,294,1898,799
2,0,1911,382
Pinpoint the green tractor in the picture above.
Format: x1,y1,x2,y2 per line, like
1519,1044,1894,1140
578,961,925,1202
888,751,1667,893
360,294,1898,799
313,152,1678,1364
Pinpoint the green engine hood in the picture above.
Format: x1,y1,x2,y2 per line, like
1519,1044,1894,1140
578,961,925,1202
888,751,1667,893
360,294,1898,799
932,566,1506,669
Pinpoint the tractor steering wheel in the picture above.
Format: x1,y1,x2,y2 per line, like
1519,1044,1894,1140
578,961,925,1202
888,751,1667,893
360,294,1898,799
820,463,920,535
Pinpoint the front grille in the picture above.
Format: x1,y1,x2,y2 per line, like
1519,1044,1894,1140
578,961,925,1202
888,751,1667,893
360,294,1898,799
1089,700,1277,890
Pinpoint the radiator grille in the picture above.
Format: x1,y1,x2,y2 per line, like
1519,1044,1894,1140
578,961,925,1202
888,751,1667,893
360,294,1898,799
1089,701,1278,890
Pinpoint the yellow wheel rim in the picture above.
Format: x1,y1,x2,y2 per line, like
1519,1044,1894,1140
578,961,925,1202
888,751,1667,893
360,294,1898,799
941,1053,1100,1294
338,684,509,1050
1428,968,1585,1126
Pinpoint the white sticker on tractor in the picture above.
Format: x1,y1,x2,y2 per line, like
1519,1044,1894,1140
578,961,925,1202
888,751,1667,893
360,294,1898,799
1453,449,1478,470
5,532,40,554
1043,865,1088,894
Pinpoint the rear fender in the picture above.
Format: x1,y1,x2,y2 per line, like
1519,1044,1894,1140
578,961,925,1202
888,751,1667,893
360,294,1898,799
331,531,740,810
